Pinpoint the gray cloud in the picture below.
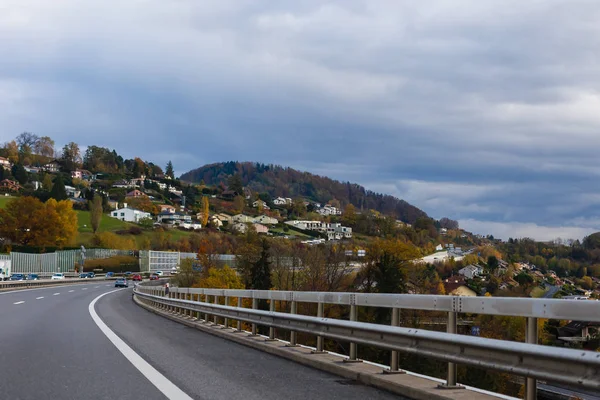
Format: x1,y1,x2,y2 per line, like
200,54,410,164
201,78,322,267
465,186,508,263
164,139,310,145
1,0,600,240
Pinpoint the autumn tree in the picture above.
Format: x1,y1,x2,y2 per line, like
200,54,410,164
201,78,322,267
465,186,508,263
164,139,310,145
0,196,78,247
16,132,38,161
50,175,68,201
34,136,55,158
342,203,357,226
89,194,103,234
128,196,158,214
92,232,135,250
200,196,209,226
233,195,245,213
165,160,174,179
227,174,244,194
197,265,244,289
42,174,53,191
60,142,81,172
2,141,19,163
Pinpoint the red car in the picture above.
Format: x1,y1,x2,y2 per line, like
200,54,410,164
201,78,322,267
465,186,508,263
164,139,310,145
149,274,159,280
132,274,142,281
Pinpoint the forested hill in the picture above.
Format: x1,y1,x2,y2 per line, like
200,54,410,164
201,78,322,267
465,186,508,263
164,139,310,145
180,161,428,224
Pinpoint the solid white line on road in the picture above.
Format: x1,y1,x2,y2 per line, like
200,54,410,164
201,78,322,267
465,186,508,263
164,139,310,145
13,301,24,305
89,291,193,400
53,293,60,296
68,290,75,293
36,296,44,300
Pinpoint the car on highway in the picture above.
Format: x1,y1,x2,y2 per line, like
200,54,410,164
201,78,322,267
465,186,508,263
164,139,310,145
79,273,90,278
114,278,128,288
86,272,95,279
154,271,164,276
132,274,142,281
149,273,159,280
124,271,132,278
105,272,114,278
10,274,25,281
26,274,39,280
51,273,65,280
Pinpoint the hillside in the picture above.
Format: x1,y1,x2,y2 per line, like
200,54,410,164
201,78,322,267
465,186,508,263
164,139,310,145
180,161,428,224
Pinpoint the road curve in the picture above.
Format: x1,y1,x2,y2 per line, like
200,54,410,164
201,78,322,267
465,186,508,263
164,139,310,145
0,283,404,400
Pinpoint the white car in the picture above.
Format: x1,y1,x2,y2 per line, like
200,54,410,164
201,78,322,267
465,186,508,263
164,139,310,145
154,271,164,276
51,273,65,280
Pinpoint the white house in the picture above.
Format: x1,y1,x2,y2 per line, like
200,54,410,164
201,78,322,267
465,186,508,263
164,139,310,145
458,264,484,279
253,215,278,225
42,161,60,173
284,220,352,240
435,244,443,251
233,214,254,223
209,215,223,228
232,222,248,233
317,205,342,216
252,200,270,210
110,207,151,223
273,197,292,206
64,185,81,198
0,157,11,169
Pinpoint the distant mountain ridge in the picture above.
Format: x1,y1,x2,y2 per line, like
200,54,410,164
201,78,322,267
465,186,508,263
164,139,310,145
180,161,428,224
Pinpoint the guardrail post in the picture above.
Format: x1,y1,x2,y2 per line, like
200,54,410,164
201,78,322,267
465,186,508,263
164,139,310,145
311,302,326,354
344,304,362,363
266,299,276,341
525,317,538,400
249,298,258,336
384,307,405,374
234,296,243,333
213,295,219,326
222,296,230,329
438,311,462,389
286,301,299,347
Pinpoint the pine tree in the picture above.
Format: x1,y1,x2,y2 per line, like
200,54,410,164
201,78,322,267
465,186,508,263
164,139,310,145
89,194,103,234
49,175,68,201
251,239,272,291
165,160,174,179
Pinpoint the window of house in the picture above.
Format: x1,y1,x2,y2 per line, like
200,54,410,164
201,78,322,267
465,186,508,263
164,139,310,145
121,213,125,216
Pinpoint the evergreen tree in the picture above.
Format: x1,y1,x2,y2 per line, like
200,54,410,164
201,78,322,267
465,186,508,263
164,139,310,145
49,175,68,201
165,160,174,179
11,164,28,185
251,239,272,291
228,174,244,194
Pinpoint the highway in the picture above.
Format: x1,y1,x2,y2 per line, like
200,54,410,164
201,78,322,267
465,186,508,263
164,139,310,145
0,282,404,400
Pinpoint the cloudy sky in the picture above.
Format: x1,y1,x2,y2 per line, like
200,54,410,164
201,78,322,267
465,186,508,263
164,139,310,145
2,0,600,241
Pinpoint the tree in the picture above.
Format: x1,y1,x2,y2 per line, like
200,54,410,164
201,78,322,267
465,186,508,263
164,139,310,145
198,266,244,289
16,132,39,160
250,239,272,291
233,195,245,213
0,196,78,247
200,196,210,226
131,157,147,178
128,196,158,214
60,142,81,172
139,217,154,230
3,140,19,163
165,160,174,179
227,174,244,195
439,217,459,230
34,136,55,158
11,164,28,185
487,256,499,272
50,175,68,201
89,194,103,234
42,174,53,191
342,203,357,226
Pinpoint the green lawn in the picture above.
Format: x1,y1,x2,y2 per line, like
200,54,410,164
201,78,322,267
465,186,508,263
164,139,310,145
0,195,17,209
76,210,133,233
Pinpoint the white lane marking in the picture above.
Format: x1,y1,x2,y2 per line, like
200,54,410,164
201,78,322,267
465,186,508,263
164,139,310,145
13,301,24,305
53,293,60,296
89,291,193,400
0,283,94,296
36,296,44,300
95,286,100,288
82,288,88,290
68,290,75,293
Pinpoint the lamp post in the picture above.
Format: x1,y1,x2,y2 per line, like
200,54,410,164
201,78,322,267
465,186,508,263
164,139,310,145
80,245,86,275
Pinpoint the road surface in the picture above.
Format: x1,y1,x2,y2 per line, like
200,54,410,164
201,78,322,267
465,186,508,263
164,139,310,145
543,285,560,298
0,282,404,400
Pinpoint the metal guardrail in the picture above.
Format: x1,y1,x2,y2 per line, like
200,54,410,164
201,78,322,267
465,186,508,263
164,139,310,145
0,277,109,290
134,286,600,399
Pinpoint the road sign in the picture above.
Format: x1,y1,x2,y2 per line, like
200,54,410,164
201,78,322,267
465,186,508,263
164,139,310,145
471,326,480,336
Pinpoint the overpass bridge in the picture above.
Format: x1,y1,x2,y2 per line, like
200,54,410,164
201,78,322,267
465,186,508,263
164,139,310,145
0,279,597,400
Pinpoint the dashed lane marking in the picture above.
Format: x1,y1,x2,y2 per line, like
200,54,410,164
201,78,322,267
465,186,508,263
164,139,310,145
36,297,44,300
13,301,24,305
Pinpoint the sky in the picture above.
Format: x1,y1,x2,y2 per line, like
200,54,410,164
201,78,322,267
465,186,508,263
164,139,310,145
1,0,600,241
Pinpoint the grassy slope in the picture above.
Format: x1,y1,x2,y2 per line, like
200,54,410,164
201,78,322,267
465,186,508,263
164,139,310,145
0,196,17,209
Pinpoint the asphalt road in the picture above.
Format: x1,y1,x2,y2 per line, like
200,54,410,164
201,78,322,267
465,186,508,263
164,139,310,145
0,282,404,400
543,285,560,298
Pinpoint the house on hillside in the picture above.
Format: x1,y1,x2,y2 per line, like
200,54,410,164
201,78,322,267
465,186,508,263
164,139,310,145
157,211,191,226
110,207,151,223
458,264,484,279
0,179,22,192
273,197,292,206
317,205,342,216
23,165,40,174
209,215,223,228
220,190,238,200
232,222,248,233
71,169,92,180
42,161,60,173
252,200,270,210
126,189,146,198
0,157,12,169
253,223,269,234
443,276,477,296
64,185,81,198
159,204,176,214
253,215,278,225
213,213,233,224
233,214,253,223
